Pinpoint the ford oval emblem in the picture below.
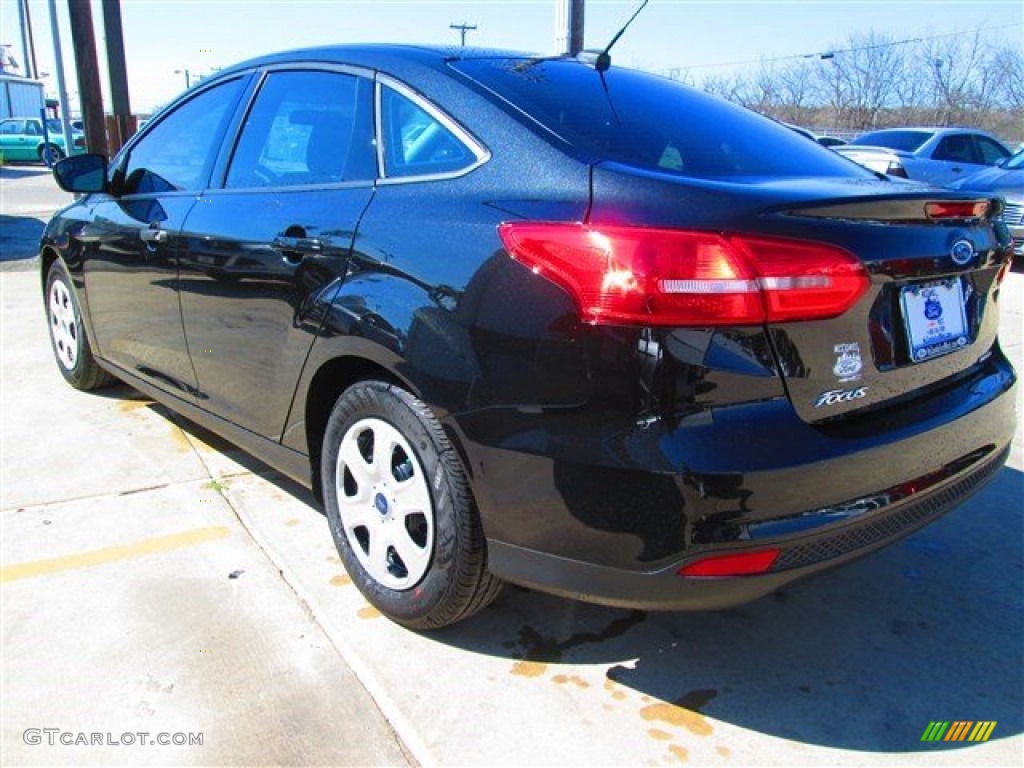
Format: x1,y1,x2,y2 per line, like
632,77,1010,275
950,239,975,266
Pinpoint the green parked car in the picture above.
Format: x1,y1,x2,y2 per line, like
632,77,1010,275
0,117,86,165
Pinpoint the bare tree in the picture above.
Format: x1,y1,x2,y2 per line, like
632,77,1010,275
672,27,1022,144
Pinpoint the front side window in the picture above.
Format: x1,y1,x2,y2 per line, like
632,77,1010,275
24,120,42,136
225,70,375,189
121,78,243,195
380,85,477,178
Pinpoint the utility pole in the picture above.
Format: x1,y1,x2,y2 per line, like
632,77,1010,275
175,68,192,88
449,22,477,47
67,0,108,155
101,0,133,151
46,0,73,159
555,0,584,55
16,0,33,77
21,0,40,79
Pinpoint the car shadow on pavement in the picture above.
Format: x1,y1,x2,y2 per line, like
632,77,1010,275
436,465,1024,754
0,214,45,263
115,390,1021,754
0,164,49,180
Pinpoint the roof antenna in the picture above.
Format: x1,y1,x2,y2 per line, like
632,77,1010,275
577,0,649,72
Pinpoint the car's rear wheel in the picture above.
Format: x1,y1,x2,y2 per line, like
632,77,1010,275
46,260,114,390
40,144,64,166
321,379,502,629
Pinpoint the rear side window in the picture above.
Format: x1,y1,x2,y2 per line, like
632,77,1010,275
851,130,931,152
380,85,477,178
451,59,868,180
225,70,376,188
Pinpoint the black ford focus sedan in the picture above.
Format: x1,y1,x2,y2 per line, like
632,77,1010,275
42,45,1016,629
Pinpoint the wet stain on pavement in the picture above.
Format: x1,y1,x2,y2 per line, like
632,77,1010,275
604,678,628,701
357,605,381,620
668,744,689,763
511,660,547,678
716,745,731,758
169,427,194,454
117,399,154,412
639,702,713,736
552,674,589,688
329,574,351,587
647,728,672,741
513,610,647,664
285,518,300,527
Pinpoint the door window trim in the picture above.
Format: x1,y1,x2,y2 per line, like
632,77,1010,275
210,63,378,194
112,75,251,199
374,74,489,185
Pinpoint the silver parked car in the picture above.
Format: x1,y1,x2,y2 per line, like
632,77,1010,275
835,127,1010,186
951,149,1024,257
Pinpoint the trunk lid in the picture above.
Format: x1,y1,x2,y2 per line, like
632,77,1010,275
588,164,1013,423
762,194,1009,423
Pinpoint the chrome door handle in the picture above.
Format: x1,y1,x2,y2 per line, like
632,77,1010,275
139,228,168,243
272,236,322,253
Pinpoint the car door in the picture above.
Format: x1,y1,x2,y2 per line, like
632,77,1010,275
927,132,983,185
0,119,32,161
81,77,248,398
177,67,377,438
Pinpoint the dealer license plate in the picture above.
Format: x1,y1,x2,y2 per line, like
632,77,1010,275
900,278,969,363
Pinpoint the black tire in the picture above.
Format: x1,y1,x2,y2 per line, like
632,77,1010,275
40,144,64,166
45,260,115,390
321,380,502,629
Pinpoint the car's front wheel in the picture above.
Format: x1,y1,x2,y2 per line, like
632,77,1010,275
45,260,114,390
40,144,64,166
321,380,502,629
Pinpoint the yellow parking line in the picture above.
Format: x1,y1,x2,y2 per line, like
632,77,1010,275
1,526,230,583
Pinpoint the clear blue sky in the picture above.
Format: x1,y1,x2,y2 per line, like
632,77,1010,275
1,0,1020,113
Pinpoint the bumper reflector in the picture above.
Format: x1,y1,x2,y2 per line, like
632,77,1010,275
678,548,782,578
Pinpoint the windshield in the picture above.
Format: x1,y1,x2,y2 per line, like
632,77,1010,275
850,130,931,152
451,58,871,181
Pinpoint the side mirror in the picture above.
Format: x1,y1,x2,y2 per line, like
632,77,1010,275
52,153,108,194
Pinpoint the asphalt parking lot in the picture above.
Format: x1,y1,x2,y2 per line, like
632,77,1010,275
2,164,1022,767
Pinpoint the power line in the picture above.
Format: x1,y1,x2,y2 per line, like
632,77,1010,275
683,21,1022,72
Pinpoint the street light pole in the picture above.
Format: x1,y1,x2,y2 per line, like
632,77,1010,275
175,68,191,88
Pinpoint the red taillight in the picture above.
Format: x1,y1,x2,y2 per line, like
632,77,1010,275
678,548,782,578
497,222,869,326
924,201,989,219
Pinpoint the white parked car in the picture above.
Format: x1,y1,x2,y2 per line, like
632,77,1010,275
835,127,1011,186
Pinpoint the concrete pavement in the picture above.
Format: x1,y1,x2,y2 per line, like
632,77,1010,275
2,164,1022,767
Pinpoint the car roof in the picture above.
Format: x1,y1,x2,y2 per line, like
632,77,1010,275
215,43,536,78
860,126,994,136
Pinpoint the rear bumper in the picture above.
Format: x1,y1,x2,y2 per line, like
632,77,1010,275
487,442,1010,610
467,351,1016,610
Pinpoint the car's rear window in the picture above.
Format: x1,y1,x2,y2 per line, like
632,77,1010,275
450,58,868,180
850,130,931,152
